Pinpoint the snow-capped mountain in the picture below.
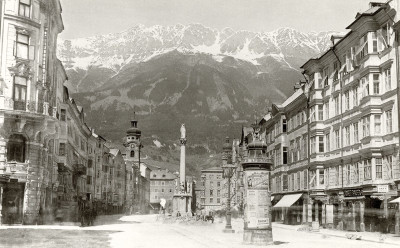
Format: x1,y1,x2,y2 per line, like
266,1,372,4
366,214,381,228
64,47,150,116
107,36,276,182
58,24,338,92
57,24,339,150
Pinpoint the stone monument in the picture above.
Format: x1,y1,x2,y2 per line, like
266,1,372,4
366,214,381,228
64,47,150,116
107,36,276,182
172,124,192,215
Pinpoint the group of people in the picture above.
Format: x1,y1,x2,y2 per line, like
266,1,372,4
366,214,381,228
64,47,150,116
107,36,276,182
78,198,97,227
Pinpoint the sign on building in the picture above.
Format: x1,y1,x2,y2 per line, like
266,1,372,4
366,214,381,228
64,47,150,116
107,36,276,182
377,185,389,193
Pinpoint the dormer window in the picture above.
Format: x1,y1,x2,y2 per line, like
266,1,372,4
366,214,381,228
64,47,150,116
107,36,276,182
19,0,31,18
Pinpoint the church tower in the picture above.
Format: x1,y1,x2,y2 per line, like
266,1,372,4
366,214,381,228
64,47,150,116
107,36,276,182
125,114,141,164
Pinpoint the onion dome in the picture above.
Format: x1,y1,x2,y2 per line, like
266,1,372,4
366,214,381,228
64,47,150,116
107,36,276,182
126,120,141,136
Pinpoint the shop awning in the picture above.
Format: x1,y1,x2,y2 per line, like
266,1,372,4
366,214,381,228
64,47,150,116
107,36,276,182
389,197,400,203
273,193,303,208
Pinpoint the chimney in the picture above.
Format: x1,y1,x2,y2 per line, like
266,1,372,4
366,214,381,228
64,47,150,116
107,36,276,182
330,35,344,46
369,2,385,8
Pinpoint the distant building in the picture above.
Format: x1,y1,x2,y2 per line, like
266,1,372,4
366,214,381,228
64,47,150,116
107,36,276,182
200,167,223,211
149,169,177,212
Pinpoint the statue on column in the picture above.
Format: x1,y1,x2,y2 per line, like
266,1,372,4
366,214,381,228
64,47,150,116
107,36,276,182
180,124,186,139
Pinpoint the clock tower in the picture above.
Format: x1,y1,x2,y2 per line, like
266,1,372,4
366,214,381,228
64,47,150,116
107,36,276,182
125,115,141,163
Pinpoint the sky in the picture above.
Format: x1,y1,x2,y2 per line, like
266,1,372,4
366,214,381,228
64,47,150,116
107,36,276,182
60,0,374,40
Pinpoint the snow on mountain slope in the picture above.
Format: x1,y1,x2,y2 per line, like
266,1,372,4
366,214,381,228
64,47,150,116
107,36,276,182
58,24,341,72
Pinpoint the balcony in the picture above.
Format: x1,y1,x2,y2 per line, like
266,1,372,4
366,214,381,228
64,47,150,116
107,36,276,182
13,100,26,111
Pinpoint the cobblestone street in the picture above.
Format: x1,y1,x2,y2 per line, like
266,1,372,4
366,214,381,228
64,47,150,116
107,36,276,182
1,215,399,248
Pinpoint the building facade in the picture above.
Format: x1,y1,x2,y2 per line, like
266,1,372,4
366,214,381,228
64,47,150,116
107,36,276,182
242,1,400,235
149,168,176,212
0,0,65,224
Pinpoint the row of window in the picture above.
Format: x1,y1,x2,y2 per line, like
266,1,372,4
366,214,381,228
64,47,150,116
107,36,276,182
310,110,393,154
313,24,392,90
152,188,172,193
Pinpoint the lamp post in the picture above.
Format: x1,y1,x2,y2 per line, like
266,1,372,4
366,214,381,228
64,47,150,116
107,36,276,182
222,137,235,233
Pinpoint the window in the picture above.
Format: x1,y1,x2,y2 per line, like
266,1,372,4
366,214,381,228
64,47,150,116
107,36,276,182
282,119,287,132
353,122,359,143
210,190,213,197
59,142,65,156
319,169,325,185
381,23,390,49
16,33,31,60
353,162,359,183
373,74,380,95
333,61,339,81
60,109,66,121
335,166,340,186
376,158,382,179
334,130,340,150
310,136,316,154
87,176,92,185
217,181,220,187
334,96,340,116
384,68,391,91
353,86,358,106
386,110,393,133
13,76,27,110
217,190,220,197
374,114,381,135
364,159,372,180
386,155,393,179
362,116,370,138
282,174,288,191
344,91,350,111
325,102,329,120
318,136,324,153
7,134,26,162
372,31,378,52
318,105,323,121
325,133,330,152
283,147,288,164
345,126,350,146
361,77,369,98
19,0,31,18
359,34,368,58
130,150,135,157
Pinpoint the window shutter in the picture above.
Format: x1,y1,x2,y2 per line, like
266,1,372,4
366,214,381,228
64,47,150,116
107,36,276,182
13,40,17,56
29,45,35,60
32,0,40,21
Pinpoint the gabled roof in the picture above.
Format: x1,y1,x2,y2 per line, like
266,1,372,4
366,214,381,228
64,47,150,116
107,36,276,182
109,148,120,156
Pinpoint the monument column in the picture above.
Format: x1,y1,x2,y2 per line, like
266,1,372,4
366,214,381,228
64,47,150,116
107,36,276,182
172,124,191,215
179,124,186,190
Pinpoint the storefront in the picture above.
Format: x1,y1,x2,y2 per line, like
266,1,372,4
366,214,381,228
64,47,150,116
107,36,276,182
1,181,25,224
273,193,304,225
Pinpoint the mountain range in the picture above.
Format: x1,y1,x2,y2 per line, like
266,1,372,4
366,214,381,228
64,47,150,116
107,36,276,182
57,24,339,170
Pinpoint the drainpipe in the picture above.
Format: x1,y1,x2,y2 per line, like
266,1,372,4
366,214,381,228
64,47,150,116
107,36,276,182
302,71,311,225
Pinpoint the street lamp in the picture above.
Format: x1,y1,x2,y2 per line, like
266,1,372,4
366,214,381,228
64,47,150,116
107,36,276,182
222,137,235,233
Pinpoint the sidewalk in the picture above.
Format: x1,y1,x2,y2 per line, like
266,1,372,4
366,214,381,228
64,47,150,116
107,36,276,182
272,222,400,246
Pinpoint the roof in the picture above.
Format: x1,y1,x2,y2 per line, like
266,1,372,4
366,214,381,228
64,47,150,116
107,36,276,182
150,169,177,180
109,148,120,156
346,4,385,29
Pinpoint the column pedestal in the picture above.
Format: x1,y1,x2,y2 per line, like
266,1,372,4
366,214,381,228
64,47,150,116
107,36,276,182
349,202,356,231
360,201,365,232
302,202,307,225
312,202,320,231
338,202,344,230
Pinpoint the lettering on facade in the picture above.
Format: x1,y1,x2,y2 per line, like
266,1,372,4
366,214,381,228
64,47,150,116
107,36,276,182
343,188,363,197
377,185,389,193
